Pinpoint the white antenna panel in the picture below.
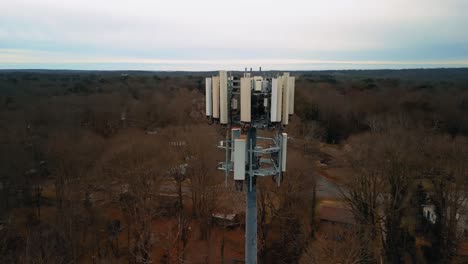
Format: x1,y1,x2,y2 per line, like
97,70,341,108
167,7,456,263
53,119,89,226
219,71,228,124
240,77,251,122
212,76,220,118
205,78,212,116
282,76,290,125
281,133,287,172
288,77,295,115
231,128,241,162
231,98,238,110
254,80,262,91
234,138,246,180
270,78,282,122
276,77,283,122
253,76,263,91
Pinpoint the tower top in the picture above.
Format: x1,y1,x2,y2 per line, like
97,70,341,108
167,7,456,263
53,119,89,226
205,71,295,130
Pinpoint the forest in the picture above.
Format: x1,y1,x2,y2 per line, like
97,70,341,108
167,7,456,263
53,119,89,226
0,68,468,263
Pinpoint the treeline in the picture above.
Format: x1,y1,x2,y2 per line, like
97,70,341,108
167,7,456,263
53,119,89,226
0,72,206,136
294,73,468,143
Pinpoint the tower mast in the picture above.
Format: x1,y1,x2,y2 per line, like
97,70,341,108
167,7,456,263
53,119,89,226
205,69,295,264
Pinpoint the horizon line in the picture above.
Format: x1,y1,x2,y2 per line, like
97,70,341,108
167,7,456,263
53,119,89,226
1,67,468,72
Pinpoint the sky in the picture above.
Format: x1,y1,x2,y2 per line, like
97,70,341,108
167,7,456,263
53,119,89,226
1,0,467,71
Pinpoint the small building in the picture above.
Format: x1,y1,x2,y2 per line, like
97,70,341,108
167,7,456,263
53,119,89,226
146,129,159,135
422,203,468,239
318,206,355,228
422,204,437,224
211,213,240,229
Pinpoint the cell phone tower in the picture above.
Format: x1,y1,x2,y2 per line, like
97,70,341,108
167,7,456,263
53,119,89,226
205,68,295,264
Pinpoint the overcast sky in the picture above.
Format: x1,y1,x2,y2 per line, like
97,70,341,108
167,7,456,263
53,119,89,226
1,0,467,70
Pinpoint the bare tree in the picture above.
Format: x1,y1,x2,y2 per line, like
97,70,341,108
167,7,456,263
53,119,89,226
257,181,279,264
103,135,173,264
163,125,219,242
257,147,316,264
187,144,219,240
343,129,424,263
47,131,106,262
300,226,372,264
379,131,421,264
424,135,468,262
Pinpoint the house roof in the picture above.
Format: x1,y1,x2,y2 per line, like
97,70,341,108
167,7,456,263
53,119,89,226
212,213,237,221
319,206,355,225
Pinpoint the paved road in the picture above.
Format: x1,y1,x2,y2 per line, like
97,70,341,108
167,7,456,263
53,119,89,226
316,175,343,199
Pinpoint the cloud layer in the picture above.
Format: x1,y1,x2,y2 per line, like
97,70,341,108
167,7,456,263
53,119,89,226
1,0,467,70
